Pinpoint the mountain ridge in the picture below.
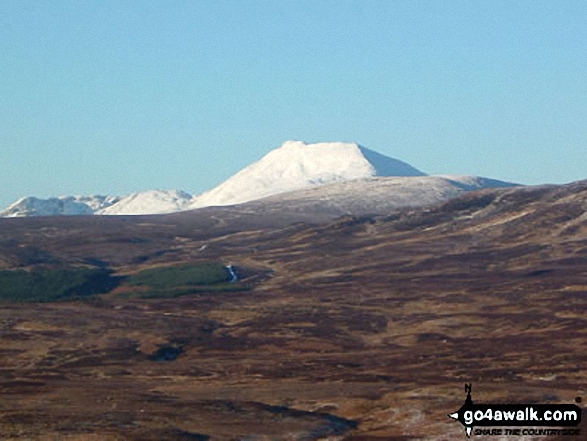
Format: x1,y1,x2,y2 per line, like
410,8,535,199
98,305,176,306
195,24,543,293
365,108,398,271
0,195,120,217
1,141,516,217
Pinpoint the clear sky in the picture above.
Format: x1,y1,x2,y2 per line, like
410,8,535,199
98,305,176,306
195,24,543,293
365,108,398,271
1,0,586,208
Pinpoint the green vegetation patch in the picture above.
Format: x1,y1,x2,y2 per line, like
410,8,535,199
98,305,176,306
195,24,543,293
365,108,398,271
128,262,229,289
123,262,247,299
0,268,118,302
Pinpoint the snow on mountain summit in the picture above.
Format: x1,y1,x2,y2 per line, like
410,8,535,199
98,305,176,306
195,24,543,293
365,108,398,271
190,141,425,208
97,190,194,215
0,195,120,217
0,190,194,217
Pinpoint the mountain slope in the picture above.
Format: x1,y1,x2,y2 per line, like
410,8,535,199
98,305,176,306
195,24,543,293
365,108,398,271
189,141,426,208
235,175,517,218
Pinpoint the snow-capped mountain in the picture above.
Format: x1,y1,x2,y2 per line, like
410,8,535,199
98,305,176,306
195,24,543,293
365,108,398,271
0,191,194,217
97,190,194,215
189,141,425,209
0,195,120,217
1,141,518,217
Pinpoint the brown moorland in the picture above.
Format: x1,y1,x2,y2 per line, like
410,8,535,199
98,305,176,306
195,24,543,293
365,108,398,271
0,181,586,440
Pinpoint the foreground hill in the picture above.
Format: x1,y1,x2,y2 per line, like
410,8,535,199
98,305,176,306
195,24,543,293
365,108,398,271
0,181,585,439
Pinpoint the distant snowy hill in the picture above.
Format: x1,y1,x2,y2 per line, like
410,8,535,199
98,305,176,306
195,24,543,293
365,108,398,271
0,195,120,217
97,190,194,215
0,191,194,217
237,175,517,218
189,141,425,208
1,140,518,217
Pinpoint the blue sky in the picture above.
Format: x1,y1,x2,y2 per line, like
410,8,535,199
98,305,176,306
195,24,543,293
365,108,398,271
1,0,586,208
